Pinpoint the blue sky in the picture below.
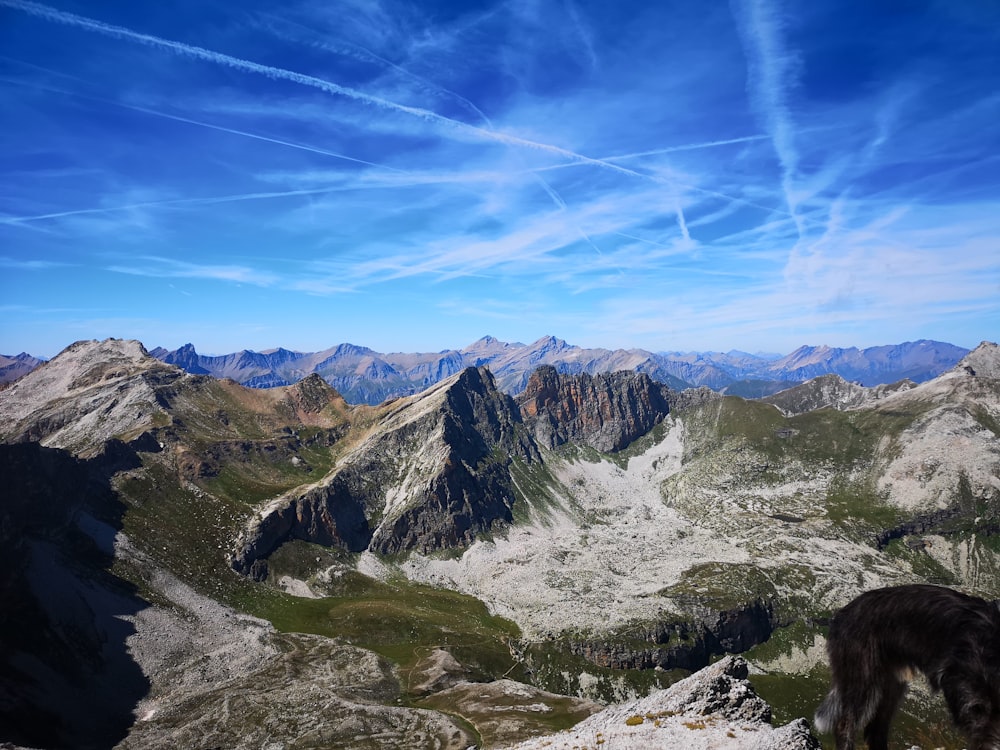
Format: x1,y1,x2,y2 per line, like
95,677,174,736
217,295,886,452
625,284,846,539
1,0,998,358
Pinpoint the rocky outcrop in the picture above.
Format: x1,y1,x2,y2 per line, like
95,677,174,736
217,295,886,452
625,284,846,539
949,340,1000,379
120,633,475,750
763,373,916,416
517,366,674,452
874,505,966,550
231,367,540,575
503,655,819,749
0,339,183,457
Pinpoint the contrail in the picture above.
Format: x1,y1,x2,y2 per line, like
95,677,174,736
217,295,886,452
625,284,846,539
1,0,656,183
730,0,802,237
0,186,361,226
2,74,407,172
123,103,406,172
603,134,771,162
2,0,716,242
255,10,495,129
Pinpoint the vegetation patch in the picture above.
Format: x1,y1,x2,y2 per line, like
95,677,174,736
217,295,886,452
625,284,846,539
416,683,595,746
824,476,902,544
659,562,777,613
881,538,959,585
509,456,565,525
236,576,523,697
744,619,822,665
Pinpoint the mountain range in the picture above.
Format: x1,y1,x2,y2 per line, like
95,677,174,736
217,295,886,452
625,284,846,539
1,337,997,748
134,336,969,405
0,352,46,385
3,338,969,404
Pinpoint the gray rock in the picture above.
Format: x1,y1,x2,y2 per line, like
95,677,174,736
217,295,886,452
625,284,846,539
502,656,820,749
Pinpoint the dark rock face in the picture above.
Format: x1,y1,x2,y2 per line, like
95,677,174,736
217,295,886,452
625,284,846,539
517,366,674,452
563,598,777,672
159,342,211,374
370,368,538,554
232,477,372,580
874,505,965,550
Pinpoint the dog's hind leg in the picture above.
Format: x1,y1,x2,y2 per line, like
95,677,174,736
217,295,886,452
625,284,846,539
862,677,908,750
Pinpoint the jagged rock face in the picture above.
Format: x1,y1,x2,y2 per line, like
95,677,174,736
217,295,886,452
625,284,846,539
339,366,540,557
517,365,673,452
232,367,540,574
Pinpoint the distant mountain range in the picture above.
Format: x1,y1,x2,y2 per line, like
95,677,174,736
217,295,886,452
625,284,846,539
147,336,969,404
2,336,972,404
0,352,46,385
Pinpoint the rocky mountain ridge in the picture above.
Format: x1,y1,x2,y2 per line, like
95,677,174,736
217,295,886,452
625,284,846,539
2,337,997,748
135,336,969,404
517,365,678,452
761,373,918,416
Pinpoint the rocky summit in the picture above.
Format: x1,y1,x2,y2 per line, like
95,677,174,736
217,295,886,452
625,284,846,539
1,338,998,748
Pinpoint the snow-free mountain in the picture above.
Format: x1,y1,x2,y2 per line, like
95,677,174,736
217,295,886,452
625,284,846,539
1,337,996,748
140,336,970,405
0,352,46,385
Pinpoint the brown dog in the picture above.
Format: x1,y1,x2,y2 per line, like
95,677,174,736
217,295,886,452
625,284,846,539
815,584,1000,750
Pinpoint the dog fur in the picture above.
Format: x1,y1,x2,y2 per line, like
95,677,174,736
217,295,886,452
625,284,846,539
815,584,1000,750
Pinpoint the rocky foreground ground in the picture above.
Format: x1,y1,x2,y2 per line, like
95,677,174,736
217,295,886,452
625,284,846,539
502,655,818,750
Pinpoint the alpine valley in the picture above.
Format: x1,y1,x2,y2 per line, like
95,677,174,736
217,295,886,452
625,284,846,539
1,337,998,749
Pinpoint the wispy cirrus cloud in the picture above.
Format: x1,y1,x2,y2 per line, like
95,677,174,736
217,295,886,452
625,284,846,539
107,256,280,286
729,0,801,235
0,256,72,269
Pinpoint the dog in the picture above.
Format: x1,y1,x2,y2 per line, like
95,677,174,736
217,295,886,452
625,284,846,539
814,584,1000,750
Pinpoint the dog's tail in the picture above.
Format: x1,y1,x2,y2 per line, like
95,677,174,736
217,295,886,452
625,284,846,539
813,687,840,735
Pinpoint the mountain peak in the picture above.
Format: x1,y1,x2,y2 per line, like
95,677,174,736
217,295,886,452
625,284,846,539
527,335,571,354
0,338,180,455
952,340,1000,379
